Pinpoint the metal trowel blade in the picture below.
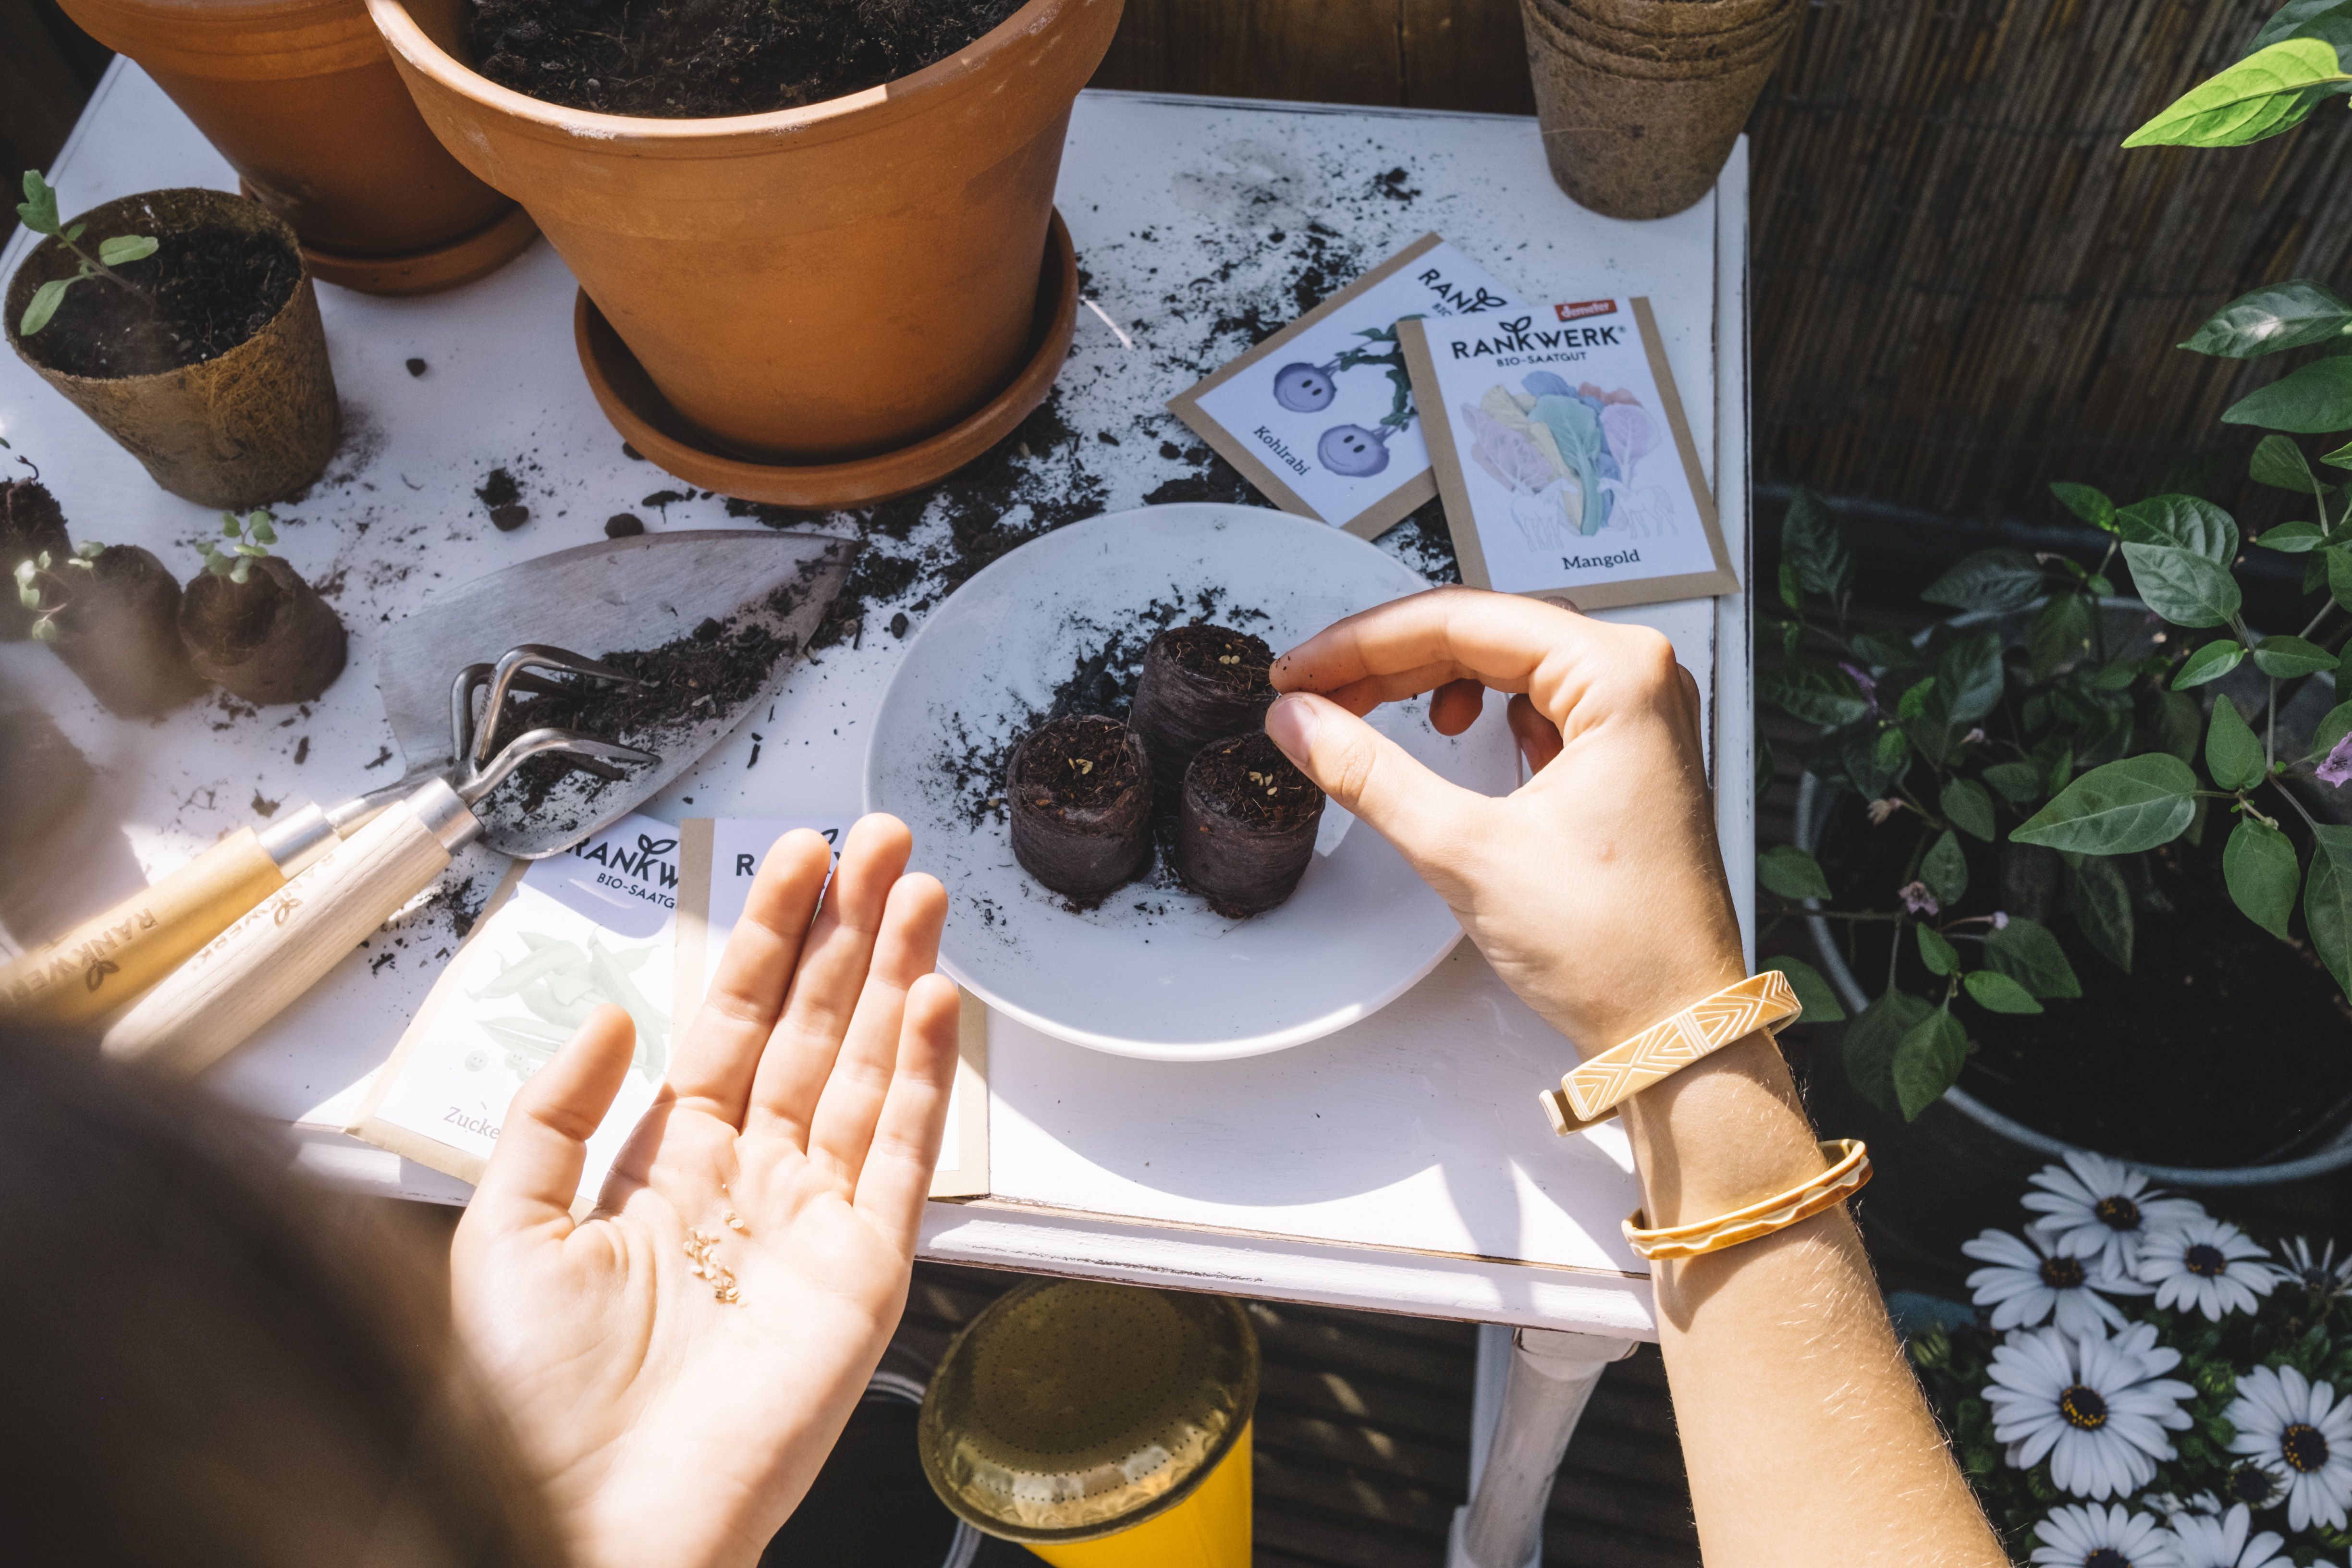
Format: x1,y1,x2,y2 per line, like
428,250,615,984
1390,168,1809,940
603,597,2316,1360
376,529,853,858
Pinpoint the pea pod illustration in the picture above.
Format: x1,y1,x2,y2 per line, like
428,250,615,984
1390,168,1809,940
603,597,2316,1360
470,938,588,1000
470,929,671,1082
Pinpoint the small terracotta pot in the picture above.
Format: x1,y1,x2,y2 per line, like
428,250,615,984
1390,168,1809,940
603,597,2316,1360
46,545,208,718
6,189,341,509
179,556,348,705
54,0,532,293
0,479,74,642
1520,0,1797,219
367,0,1123,465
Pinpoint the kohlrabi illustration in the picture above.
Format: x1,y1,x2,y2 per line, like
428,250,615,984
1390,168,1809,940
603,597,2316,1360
1276,321,1426,477
1318,422,1398,478
1273,361,1340,412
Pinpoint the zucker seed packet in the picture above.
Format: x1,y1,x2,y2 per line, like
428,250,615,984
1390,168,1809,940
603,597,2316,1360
1397,296,1739,611
1168,233,1523,539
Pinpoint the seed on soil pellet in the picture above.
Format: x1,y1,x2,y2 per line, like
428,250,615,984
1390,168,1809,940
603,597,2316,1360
605,513,645,539
405,357,428,377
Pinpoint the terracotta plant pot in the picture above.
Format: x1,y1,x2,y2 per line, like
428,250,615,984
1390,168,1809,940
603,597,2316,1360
6,189,341,509
367,0,1122,468
179,556,348,705
54,0,534,295
0,477,74,642
1519,0,1798,219
44,545,208,718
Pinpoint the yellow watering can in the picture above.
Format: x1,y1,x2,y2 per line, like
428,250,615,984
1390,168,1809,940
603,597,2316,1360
917,1279,1258,1567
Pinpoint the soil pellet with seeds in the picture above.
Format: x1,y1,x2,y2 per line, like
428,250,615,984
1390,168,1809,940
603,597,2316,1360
1174,732,1325,918
1006,714,1153,907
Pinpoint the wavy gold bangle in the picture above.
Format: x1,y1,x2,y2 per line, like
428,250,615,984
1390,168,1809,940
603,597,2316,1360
1621,1139,1871,1260
1537,970,1801,1137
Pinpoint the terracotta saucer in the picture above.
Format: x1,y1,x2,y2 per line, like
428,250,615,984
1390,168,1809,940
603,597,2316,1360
239,184,541,297
574,208,1078,510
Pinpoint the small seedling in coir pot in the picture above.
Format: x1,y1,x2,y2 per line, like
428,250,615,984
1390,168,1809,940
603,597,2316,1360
12,172,157,337
0,444,73,642
179,508,348,705
15,540,206,717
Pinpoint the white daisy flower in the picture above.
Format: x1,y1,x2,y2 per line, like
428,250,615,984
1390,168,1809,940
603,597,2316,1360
1984,1323,2195,1499
2024,1151,2206,1276
2137,1217,2280,1321
2225,1364,2352,1531
1965,1226,2142,1336
2276,1237,2352,1297
2030,1502,2181,1568
2164,1503,2288,1568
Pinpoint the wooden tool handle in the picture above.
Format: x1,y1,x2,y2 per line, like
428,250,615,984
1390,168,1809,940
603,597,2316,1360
100,787,475,1078
0,830,291,1029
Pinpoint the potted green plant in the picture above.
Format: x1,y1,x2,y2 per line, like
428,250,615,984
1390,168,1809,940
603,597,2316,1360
178,509,348,706
16,539,206,719
5,174,340,509
0,447,73,643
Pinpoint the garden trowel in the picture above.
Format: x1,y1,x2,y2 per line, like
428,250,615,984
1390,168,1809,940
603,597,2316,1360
0,530,851,1040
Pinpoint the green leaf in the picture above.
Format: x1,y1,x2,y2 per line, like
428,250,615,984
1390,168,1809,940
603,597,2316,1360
1848,627,1921,669
1781,486,1852,600
1845,989,1932,1112
220,514,241,537
2188,281,2352,358
1897,676,1937,722
1920,549,2049,613
2253,433,2333,492
2172,639,2249,688
1892,1009,1968,1121
2206,696,2266,791
2326,435,2352,470
1928,625,2006,726
2226,817,2302,939
1757,845,1833,901
1917,924,1960,976
2029,593,2094,681
1983,761,2045,804
2068,856,2136,973
2254,632,2340,677
15,169,59,235
1761,956,1846,1023
2307,826,2352,994
2011,754,2200,854
2116,495,2240,564
1923,829,1969,906
1759,663,1873,728
1942,777,1997,841
1777,559,1801,613
2258,520,2328,552
2314,699,2352,761
2224,356,2352,433
95,233,156,267
250,517,276,545
2049,481,2117,532
2087,658,2142,692
1985,916,2081,999
18,276,69,335
1963,969,2045,1014
2329,547,2352,612
230,558,250,585
2124,39,2352,148
2122,542,2243,628
62,221,84,244
2254,0,2352,57
2143,685,2203,765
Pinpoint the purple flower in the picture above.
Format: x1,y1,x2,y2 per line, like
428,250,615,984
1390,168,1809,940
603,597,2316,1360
2321,732,2352,788
1993,910,2010,930
1900,881,1941,916
1840,662,1879,710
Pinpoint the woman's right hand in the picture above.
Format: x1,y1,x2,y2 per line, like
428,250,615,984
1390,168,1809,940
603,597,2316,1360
1266,586,1746,1056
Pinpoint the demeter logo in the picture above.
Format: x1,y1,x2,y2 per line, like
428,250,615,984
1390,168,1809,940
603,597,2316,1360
1555,299,1617,322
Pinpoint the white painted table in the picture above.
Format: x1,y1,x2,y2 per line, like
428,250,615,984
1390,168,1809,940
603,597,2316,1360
3,69,1752,1513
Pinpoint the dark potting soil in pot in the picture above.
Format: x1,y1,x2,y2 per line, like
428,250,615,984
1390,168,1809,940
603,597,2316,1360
1006,714,1152,908
469,0,1024,118
1812,792,2352,1167
1175,731,1324,918
19,226,300,380
0,478,72,641
179,558,348,706
46,545,207,718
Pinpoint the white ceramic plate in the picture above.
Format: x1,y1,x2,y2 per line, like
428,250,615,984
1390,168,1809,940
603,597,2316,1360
863,503,1514,1060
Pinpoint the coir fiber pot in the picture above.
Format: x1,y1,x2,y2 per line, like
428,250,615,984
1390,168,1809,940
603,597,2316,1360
5,190,340,509
1519,0,1797,220
368,0,1122,477
54,0,533,294
1545,0,1794,41
1533,0,1794,64
179,557,347,705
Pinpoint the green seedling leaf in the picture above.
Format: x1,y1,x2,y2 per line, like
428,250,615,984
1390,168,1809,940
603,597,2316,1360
2254,632,2340,677
1964,970,2045,1014
1759,663,1872,728
1892,1009,1968,1121
1845,988,1933,1112
2116,495,2240,564
2191,281,2352,357
2029,593,2094,681
96,233,155,267
2259,520,2328,552
1983,761,2045,804
2226,817,2302,939
1942,777,1997,841
2122,542,2243,628
2172,638,2248,688
2205,696,2266,791
2068,856,2137,973
2225,355,2352,433
1923,829,1970,906
1917,924,1960,976
1921,548,2049,613
250,517,276,545
2307,825,2352,994
233,542,266,557
1762,956,1846,1023
2011,754,2200,854
16,170,59,235
29,619,57,644
2125,39,2352,148
19,277,69,336
62,221,84,244
1782,486,1852,600
220,514,241,537
2050,481,2118,532
1985,916,2081,999
1757,845,1833,902
230,559,250,584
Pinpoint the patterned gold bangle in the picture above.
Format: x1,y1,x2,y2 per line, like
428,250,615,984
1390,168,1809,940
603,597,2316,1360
1621,1139,1871,1260
1537,970,1801,1137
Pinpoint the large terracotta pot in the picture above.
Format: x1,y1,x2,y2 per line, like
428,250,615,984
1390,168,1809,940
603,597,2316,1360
367,0,1122,465
55,0,531,294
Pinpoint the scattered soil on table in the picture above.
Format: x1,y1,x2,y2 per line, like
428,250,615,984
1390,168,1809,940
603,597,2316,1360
22,225,298,380
1812,793,2352,1166
406,357,428,377
605,513,646,539
469,0,1022,118
1187,730,1319,828
475,466,530,530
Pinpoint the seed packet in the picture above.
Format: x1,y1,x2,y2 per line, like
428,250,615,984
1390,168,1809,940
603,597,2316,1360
1397,296,1740,610
1167,233,1524,538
